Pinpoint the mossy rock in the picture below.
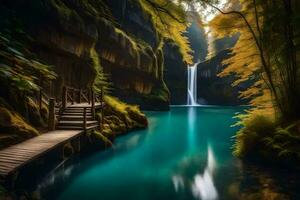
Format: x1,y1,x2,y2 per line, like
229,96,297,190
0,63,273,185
103,95,148,128
102,123,111,131
118,123,127,133
40,104,49,123
92,131,113,147
109,123,118,131
126,107,147,127
0,107,38,149
27,98,45,127
105,115,122,124
97,95,148,138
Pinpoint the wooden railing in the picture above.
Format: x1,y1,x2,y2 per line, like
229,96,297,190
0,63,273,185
61,86,102,108
41,85,104,131
62,86,76,108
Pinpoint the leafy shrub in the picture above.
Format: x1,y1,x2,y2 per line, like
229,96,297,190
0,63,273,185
233,114,276,157
233,113,300,164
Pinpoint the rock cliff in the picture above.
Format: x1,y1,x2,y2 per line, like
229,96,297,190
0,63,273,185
0,0,173,149
1,0,170,110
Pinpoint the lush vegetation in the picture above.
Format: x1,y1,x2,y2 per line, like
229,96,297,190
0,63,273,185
150,0,300,162
100,96,147,138
0,27,56,148
202,0,300,161
1,0,299,172
139,0,193,64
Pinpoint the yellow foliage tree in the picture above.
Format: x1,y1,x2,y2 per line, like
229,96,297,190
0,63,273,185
207,0,300,122
138,0,194,64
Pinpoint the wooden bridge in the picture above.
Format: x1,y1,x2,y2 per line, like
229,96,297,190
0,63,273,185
0,85,104,180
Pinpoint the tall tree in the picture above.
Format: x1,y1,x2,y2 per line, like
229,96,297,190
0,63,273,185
203,0,300,121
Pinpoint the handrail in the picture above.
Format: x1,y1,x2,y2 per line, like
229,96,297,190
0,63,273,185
67,93,73,103
62,85,103,105
81,90,89,103
64,86,90,93
45,84,104,131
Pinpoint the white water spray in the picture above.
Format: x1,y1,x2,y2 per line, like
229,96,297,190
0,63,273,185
187,61,200,106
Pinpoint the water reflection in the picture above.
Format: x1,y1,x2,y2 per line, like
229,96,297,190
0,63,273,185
172,175,185,192
192,146,218,200
3,107,300,200
172,146,218,200
188,107,197,152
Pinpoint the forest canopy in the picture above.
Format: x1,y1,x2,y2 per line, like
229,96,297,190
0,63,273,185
199,0,300,159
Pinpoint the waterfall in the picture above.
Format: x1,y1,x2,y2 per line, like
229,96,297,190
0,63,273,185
187,61,200,106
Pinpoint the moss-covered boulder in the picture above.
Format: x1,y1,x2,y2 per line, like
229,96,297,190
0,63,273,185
27,98,49,127
99,96,147,138
0,107,39,150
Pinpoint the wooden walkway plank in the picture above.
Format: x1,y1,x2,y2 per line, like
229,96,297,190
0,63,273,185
0,157,27,164
0,130,82,177
0,99,102,178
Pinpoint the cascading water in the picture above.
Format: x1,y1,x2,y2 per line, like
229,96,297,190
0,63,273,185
187,61,201,106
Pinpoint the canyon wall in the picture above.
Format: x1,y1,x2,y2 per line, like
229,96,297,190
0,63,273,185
0,0,171,148
1,0,170,110
99,0,170,110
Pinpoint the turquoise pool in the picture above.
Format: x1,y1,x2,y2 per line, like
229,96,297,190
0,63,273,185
31,106,300,200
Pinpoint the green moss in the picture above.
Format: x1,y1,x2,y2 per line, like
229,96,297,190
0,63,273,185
104,96,143,116
101,95,147,135
0,106,38,149
92,130,113,147
27,98,47,127
144,82,170,105
0,107,38,135
40,103,49,123
233,114,275,157
90,47,112,95
114,27,139,53
233,114,300,164
114,27,153,53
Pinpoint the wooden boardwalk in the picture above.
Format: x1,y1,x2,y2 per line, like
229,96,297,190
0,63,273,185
0,130,82,178
0,85,104,179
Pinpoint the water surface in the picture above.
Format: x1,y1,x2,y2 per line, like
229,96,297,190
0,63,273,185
32,107,300,200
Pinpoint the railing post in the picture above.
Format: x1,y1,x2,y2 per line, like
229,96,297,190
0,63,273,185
48,98,56,131
83,107,87,131
62,86,67,109
72,89,75,105
88,88,91,104
91,89,95,120
78,89,82,104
